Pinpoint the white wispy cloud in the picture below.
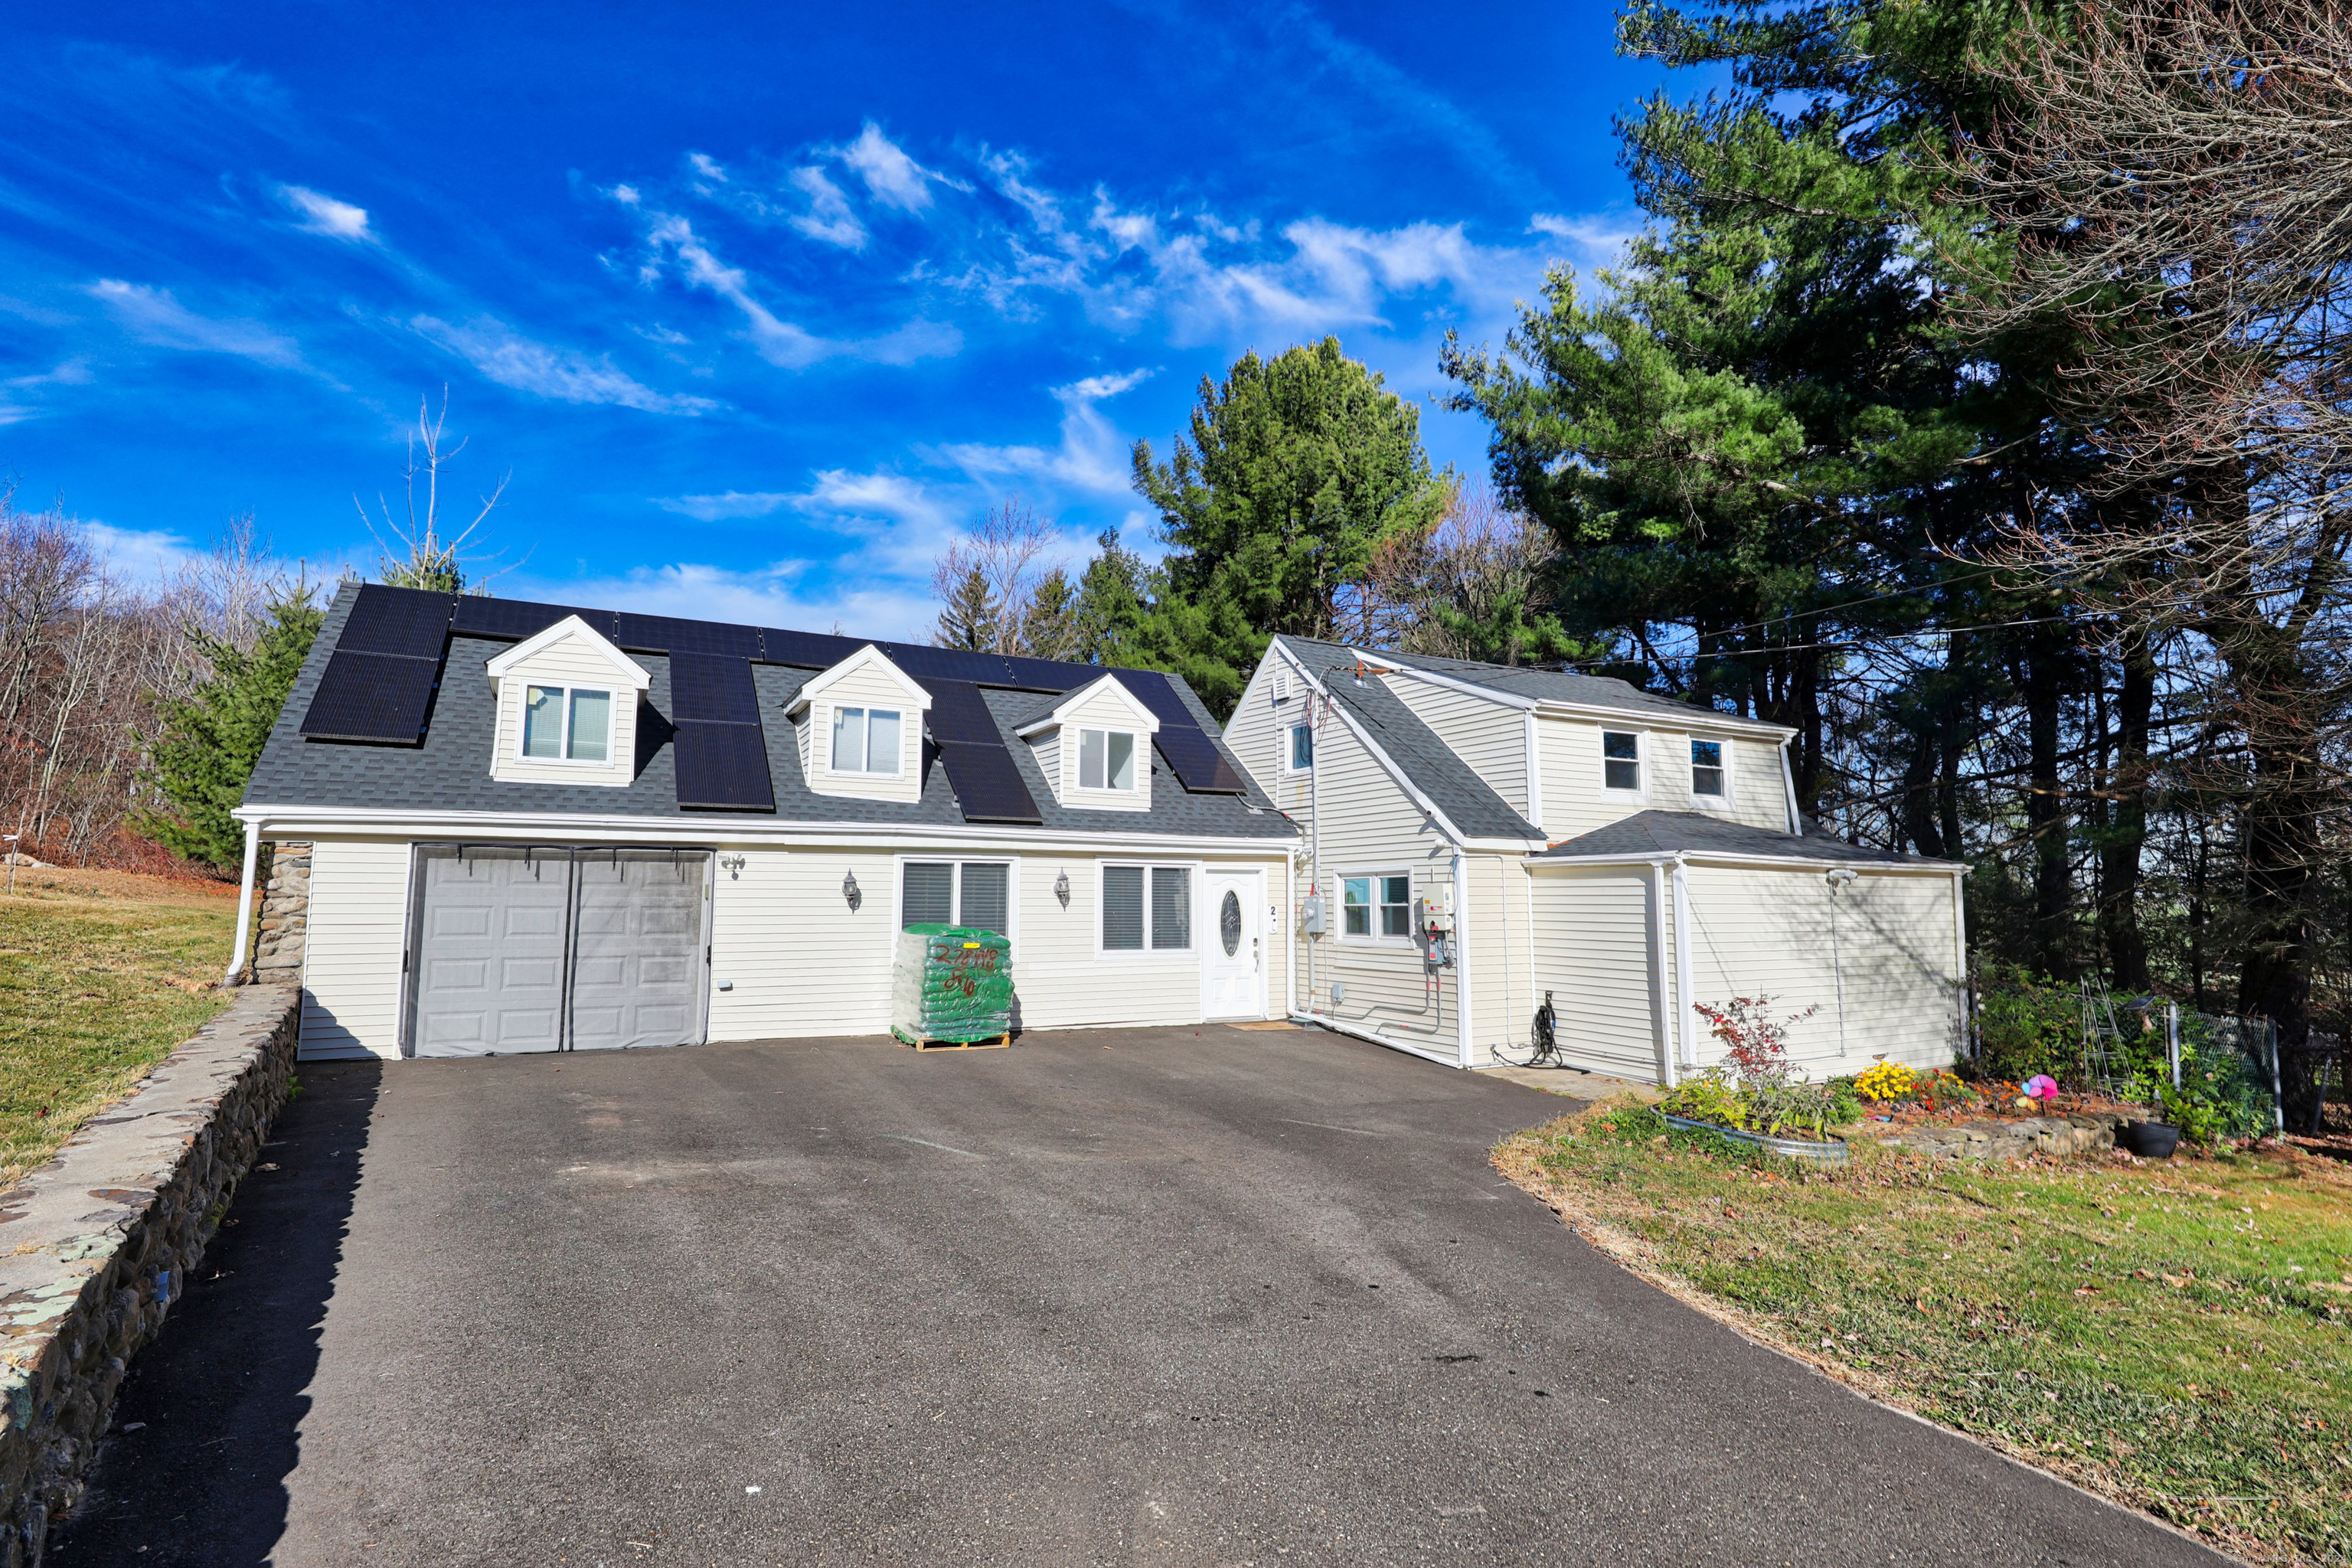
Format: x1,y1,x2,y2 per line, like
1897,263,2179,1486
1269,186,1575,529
934,368,1151,495
277,183,373,241
1529,211,1638,263
409,315,720,414
637,212,960,368
786,165,867,250
835,121,955,213
86,279,302,365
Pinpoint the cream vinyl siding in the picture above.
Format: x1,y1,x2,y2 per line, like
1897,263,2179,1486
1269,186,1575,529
1286,701,1459,1059
805,664,923,804
1528,864,1670,1082
297,837,413,1060
1461,854,1540,1069
1679,864,1962,1077
1028,730,1062,798
488,640,639,787
1534,717,1788,838
1386,677,1530,821
704,845,1292,1040
1047,681,1154,812
1222,668,1312,818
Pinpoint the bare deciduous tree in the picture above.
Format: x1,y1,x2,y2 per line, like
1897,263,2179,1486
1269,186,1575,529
1952,0,2352,1071
930,498,1061,655
358,392,511,593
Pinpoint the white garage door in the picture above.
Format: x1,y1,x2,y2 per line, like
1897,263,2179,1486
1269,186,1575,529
407,846,711,1058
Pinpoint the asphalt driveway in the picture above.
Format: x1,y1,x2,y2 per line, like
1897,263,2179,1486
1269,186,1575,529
54,1024,2223,1566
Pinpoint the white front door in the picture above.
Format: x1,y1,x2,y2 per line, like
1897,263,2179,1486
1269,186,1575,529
1202,870,1264,1020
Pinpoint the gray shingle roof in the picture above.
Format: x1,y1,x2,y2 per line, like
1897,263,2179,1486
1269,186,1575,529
1279,635,1790,731
1537,809,1958,867
1273,637,1544,843
243,585,1296,841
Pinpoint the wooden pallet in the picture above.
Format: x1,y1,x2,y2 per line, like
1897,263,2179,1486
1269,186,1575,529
894,1031,1011,1051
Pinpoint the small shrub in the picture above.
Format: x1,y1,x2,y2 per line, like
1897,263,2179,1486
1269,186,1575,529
1971,963,2078,1083
1692,995,1819,1089
1659,1070,1748,1129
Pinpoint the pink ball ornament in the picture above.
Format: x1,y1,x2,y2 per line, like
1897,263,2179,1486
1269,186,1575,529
2023,1074,2059,1102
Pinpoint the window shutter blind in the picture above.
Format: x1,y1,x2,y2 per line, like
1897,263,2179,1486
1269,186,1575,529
958,862,1008,933
902,861,954,926
1102,866,1144,949
1151,866,1190,950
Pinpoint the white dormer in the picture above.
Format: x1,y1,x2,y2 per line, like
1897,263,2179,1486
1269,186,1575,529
1013,673,1161,812
784,645,933,804
483,615,651,788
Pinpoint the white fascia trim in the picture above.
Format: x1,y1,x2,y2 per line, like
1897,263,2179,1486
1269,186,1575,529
233,803,1295,858
1530,698,1795,740
1779,737,1802,835
1282,650,1544,852
1013,673,1161,738
1528,848,1965,875
785,644,933,716
483,616,652,690
1375,662,1537,710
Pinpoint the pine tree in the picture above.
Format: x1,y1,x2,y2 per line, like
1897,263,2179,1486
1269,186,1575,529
137,586,324,867
933,564,1001,651
1018,568,1083,661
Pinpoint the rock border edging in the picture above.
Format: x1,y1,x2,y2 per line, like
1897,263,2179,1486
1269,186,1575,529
0,984,300,1568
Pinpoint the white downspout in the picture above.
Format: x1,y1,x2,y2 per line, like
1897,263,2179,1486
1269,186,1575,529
1779,737,1802,836
1950,866,1971,1061
1671,855,1696,1075
1651,860,1677,1086
1285,852,1298,1022
1453,850,1473,1068
223,818,261,987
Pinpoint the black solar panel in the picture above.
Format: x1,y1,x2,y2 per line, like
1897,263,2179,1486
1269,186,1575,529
298,651,441,743
1116,670,1250,792
449,596,583,641
914,679,1006,744
616,613,761,658
340,585,454,658
668,652,763,724
672,720,775,811
933,740,1042,823
998,655,1092,692
880,644,1018,685
756,628,862,669
1150,725,1250,793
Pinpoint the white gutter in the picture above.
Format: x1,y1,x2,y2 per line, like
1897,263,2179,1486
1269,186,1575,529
233,804,1298,858
223,818,260,987
1453,850,1473,1069
1650,861,1675,1086
1671,857,1697,1076
1779,737,1802,836
1527,848,1963,875
1528,697,1795,740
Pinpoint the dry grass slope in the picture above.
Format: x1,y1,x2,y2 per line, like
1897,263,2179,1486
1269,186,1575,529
1497,1102,2352,1567
0,867,238,1187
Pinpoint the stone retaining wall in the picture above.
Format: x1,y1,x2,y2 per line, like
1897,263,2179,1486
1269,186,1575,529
1861,1111,2128,1162
0,985,300,1567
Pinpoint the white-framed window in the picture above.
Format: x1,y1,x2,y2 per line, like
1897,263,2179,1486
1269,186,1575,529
1690,737,1727,800
830,705,903,776
1602,729,1642,792
1341,872,1413,941
521,684,613,764
1100,862,1191,953
1288,723,1314,772
900,859,1011,936
1076,727,1138,792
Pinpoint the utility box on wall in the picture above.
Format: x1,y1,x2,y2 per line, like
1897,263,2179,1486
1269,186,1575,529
1301,893,1325,935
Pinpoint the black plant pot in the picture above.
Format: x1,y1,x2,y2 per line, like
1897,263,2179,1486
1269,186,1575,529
2120,1121,2181,1159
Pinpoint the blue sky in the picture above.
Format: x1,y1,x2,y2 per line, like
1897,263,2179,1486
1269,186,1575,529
4,2,1683,637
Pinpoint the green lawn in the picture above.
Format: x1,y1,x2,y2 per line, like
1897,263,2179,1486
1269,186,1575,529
1497,1103,2352,1566
0,868,239,1188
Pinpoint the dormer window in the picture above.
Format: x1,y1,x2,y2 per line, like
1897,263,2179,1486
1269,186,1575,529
1602,730,1641,792
830,705,902,776
1077,728,1137,792
1691,738,1726,798
521,685,612,763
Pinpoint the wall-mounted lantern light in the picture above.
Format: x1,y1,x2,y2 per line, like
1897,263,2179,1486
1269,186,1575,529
1054,870,1071,907
842,869,861,910
718,852,746,879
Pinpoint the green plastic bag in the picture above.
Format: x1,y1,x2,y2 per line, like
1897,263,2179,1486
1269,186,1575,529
891,925,1014,1044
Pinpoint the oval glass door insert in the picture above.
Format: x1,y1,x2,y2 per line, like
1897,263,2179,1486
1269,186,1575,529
1220,890,1242,956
